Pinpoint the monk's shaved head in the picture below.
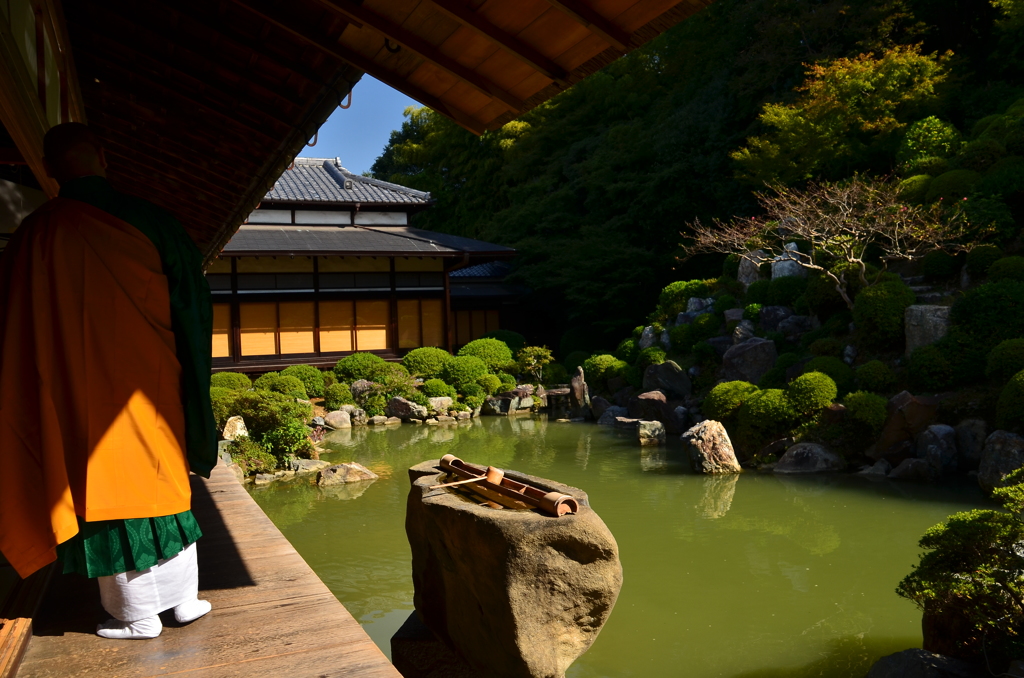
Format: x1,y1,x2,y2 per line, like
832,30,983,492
43,122,106,184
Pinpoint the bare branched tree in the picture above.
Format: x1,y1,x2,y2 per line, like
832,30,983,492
682,175,969,309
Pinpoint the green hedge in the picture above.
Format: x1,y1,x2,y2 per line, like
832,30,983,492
480,330,526,354
253,373,308,399
988,256,1024,282
281,365,325,398
211,371,251,390
422,378,457,399
703,381,758,420
458,338,514,371
787,372,837,414
334,352,387,383
853,280,916,349
323,383,354,411
401,347,452,378
986,339,1024,383
440,356,489,391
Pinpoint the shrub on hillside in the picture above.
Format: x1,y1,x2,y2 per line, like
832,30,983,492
440,355,488,391
956,138,1006,172
421,379,457,399
757,367,787,390
563,351,590,374
477,373,503,395
614,338,639,363
950,280,1024,353
637,346,667,371
461,383,485,399
766,276,808,306
542,362,569,385
907,157,951,177
987,339,1024,384
281,365,325,398
966,245,1003,276
703,381,758,421
480,330,526,354
988,256,1024,282
323,382,354,410
253,373,308,399
843,391,889,435
714,294,738,313
897,174,933,203
803,356,854,396
401,347,452,378
219,390,312,440
211,388,235,430
855,360,897,393
809,338,843,357
776,352,801,370
334,352,386,383
670,313,720,354
322,370,336,388
361,393,387,418
262,420,313,462
922,250,958,280
582,354,622,386
497,372,517,392
211,371,251,390
658,279,712,318
745,279,771,304
998,370,1024,430
723,254,741,278
229,436,278,474
909,345,953,392
924,169,982,203
743,303,762,322
737,389,795,442
853,280,917,349
458,338,514,371
787,372,837,414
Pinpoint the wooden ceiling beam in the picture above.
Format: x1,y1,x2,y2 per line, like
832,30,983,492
542,0,632,50
228,0,489,136
423,0,568,84
313,0,526,112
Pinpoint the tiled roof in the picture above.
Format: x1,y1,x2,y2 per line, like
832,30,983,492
449,260,512,278
265,158,431,205
222,225,514,256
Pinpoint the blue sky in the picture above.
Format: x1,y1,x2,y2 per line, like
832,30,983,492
298,76,419,176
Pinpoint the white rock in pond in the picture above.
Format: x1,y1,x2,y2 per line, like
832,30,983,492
222,415,248,441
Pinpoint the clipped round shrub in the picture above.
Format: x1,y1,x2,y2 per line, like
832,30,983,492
211,371,251,390
907,157,950,177
757,367,787,390
897,174,933,203
458,338,513,371
322,370,337,388
925,169,982,203
703,381,758,420
210,386,232,401
737,389,795,438
971,114,1001,138
996,369,1024,430
714,294,738,313
950,280,1024,353
988,256,1024,282
956,138,1005,172
966,245,1004,277
281,364,325,398
809,338,843,357
614,338,639,363
401,346,452,378
787,371,838,414
658,279,712,318
856,360,896,393
262,419,314,461
440,355,489,390
745,279,771,304
480,330,526,354
421,378,457,399
743,303,762,322
362,393,387,418
853,280,917,349
986,339,1024,383
477,373,503,395
909,345,953,391
898,116,962,162
843,391,888,435
563,351,590,374
334,352,386,383
582,354,628,389
637,346,667,370
767,276,808,306
922,250,958,280
253,372,308,399
542,362,569,385
776,353,801,370
803,356,854,396
323,382,354,410
460,383,485,399
497,372,517,392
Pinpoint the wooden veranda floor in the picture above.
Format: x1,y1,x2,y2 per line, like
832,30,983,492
16,461,402,678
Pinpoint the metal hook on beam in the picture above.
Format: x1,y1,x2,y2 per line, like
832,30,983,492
384,38,401,53
339,91,352,109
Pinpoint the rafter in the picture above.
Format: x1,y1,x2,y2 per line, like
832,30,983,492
421,0,568,84
227,0,488,135
543,0,631,51
312,0,526,112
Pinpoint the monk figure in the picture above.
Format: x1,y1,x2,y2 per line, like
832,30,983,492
0,123,218,639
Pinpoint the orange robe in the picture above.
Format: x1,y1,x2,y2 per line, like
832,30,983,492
0,198,192,578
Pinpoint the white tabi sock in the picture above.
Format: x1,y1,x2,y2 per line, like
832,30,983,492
96,615,162,639
173,599,212,624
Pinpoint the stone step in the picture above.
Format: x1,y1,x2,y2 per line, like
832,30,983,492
902,275,926,285
909,285,933,294
916,292,947,304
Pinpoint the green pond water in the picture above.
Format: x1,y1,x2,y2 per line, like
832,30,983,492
248,415,990,678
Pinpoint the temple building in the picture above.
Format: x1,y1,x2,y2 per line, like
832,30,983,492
207,158,516,370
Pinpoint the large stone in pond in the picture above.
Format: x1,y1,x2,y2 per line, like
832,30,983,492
641,360,692,399
955,419,987,470
722,337,777,385
317,462,378,486
637,420,665,446
628,390,668,422
774,443,845,474
865,649,986,678
596,406,628,426
569,366,592,419
406,460,622,678
978,430,1024,493
682,420,741,474
916,424,958,478
590,396,612,421
324,410,351,429
888,457,931,482
874,391,940,463
428,396,454,414
387,396,428,421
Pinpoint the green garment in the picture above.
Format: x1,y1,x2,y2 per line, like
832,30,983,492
56,512,202,578
58,175,218,478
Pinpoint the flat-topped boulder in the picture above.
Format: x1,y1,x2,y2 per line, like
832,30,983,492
406,460,622,678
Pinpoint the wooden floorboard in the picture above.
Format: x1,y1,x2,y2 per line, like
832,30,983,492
17,461,401,678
